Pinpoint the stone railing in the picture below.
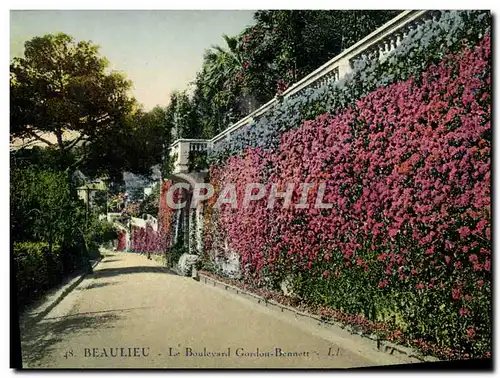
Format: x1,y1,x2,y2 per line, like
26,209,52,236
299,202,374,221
169,139,211,174
169,10,436,171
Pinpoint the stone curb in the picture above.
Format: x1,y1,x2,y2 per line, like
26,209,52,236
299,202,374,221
20,258,101,330
198,273,440,363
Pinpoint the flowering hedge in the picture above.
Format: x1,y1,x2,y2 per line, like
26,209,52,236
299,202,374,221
209,10,490,164
117,231,127,251
127,180,175,255
204,34,491,359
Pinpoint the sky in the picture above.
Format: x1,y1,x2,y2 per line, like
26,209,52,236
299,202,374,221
10,10,256,110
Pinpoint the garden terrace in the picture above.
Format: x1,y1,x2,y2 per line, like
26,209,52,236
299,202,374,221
167,9,435,171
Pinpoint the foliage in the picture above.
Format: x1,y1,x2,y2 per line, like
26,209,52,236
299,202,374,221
11,145,76,172
82,106,172,181
14,242,62,308
239,10,401,102
10,166,84,247
168,239,188,268
11,164,119,305
139,182,161,216
158,180,175,250
117,231,127,251
188,150,209,172
127,179,193,269
167,90,202,140
108,192,126,212
91,190,108,215
122,202,141,217
204,34,491,359
13,240,92,309
84,218,118,257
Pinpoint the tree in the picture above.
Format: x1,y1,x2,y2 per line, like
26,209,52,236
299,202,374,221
165,90,201,140
82,106,172,181
10,167,84,250
10,32,135,174
189,36,248,137
138,182,161,217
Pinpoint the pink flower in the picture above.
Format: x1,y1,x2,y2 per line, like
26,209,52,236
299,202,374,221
467,328,476,338
473,263,483,271
416,283,424,290
484,259,491,271
458,226,471,238
322,270,329,278
452,287,461,301
459,307,469,316
393,330,403,339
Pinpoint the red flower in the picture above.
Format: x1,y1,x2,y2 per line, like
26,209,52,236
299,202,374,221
452,287,461,301
484,259,491,271
473,263,483,271
458,226,471,238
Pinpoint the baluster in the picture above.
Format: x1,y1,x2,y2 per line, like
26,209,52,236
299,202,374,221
378,42,385,61
396,32,403,47
402,24,410,39
389,36,396,53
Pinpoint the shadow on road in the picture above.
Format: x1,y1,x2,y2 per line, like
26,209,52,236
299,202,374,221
75,281,121,290
21,311,119,367
101,258,122,263
21,306,152,367
92,266,178,279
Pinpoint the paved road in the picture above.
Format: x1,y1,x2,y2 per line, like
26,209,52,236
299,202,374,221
20,252,415,369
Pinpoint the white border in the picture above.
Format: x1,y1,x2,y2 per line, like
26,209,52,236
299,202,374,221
3,2,498,378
